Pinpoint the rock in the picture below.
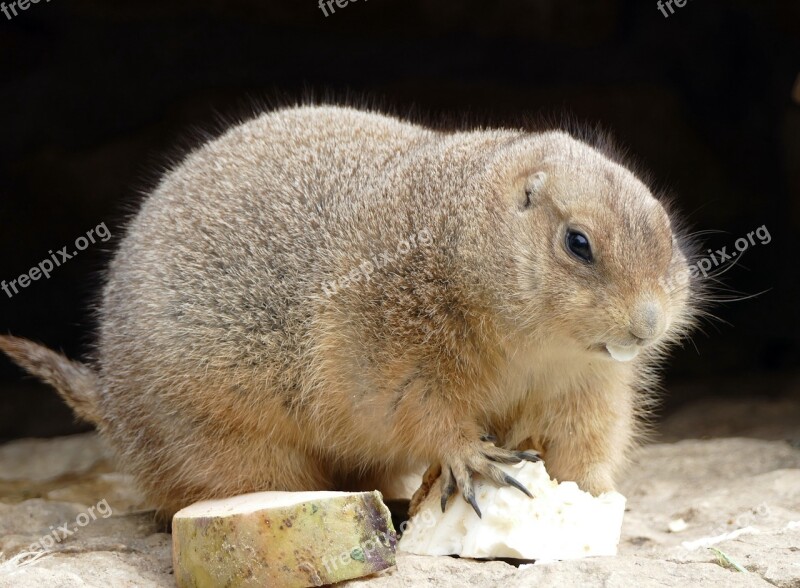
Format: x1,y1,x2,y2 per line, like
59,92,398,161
0,433,147,512
0,412,798,587
0,508,172,588
172,490,397,588
0,549,174,588
0,434,110,483
676,525,800,588
0,434,170,588
658,394,800,443
617,438,800,558
399,461,626,560
345,553,777,588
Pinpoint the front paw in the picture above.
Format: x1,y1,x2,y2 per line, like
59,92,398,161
437,438,541,518
547,459,616,497
577,467,615,497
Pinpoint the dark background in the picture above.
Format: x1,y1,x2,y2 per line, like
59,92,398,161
0,0,798,440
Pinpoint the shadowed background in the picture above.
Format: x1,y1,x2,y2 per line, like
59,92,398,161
0,0,798,440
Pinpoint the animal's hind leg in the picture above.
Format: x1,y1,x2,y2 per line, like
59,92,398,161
134,436,334,523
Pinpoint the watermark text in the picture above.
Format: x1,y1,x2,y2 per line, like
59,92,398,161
2,222,112,300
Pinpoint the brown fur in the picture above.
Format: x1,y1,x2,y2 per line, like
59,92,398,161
0,105,698,519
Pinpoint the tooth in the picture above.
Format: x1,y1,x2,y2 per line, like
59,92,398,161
605,344,639,362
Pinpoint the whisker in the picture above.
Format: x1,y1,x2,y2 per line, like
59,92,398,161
685,229,730,238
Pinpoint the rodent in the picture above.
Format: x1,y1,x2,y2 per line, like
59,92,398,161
0,105,698,520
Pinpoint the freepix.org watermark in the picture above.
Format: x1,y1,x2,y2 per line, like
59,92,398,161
661,224,771,294
321,228,433,298
1,0,53,21
317,507,436,576
656,0,693,19
692,224,771,277
1,222,112,300
317,0,366,18
28,498,113,553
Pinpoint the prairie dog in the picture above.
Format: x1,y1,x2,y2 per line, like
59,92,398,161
0,105,697,519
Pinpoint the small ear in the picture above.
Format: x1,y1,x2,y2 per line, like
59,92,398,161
520,171,547,210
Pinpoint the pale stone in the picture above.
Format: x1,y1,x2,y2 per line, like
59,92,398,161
399,461,626,560
172,490,397,588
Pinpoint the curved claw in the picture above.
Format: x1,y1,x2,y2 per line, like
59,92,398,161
436,441,541,517
440,467,457,513
516,450,542,463
503,473,533,498
454,469,482,518
486,451,522,465
464,485,482,519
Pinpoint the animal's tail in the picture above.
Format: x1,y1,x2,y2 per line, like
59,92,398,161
0,335,103,425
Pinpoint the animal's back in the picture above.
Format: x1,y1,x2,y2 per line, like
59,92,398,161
102,105,427,382
96,107,438,513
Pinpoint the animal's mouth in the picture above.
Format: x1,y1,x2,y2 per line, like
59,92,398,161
602,343,640,362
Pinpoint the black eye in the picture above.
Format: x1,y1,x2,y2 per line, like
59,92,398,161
565,230,593,263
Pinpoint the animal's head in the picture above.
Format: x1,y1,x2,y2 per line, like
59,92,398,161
491,131,698,362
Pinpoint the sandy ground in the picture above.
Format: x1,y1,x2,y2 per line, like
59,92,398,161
0,392,798,587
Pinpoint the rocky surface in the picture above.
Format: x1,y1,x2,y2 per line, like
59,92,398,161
0,405,798,587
